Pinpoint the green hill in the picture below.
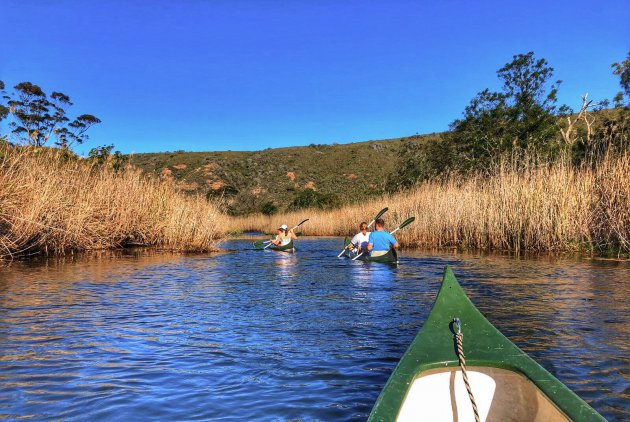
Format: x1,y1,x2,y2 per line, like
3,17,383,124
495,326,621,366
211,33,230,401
128,104,624,216
129,134,439,215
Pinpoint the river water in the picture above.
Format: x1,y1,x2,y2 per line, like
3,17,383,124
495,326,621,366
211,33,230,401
0,237,628,421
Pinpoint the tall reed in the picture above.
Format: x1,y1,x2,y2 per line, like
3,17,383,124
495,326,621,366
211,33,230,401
230,152,629,255
0,146,226,259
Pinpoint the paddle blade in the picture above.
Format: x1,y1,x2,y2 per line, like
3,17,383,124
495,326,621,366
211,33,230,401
374,207,388,220
289,219,310,232
397,216,415,230
254,239,273,249
368,207,388,227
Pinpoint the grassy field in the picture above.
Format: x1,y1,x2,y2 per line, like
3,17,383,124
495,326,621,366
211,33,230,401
0,146,226,259
230,152,629,256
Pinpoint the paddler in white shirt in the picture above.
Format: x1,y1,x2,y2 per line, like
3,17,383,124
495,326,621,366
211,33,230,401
345,222,370,253
272,224,297,246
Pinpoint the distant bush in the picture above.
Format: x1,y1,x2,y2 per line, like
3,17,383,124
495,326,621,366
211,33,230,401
260,201,278,215
87,144,128,172
289,188,339,211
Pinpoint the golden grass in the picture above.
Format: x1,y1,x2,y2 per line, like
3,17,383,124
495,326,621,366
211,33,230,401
0,146,226,259
230,153,629,255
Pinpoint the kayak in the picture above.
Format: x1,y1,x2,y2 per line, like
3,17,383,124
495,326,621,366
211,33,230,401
253,238,295,252
342,237,398,264
369,267,605,421
268,239,295,252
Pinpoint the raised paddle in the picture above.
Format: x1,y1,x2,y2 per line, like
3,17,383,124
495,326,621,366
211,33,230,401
368,207,389,228
264,218,310,249
337,207,388,257
351,216,415,260
389,216,415,234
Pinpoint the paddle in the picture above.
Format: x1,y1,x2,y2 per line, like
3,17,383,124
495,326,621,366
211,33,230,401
253,239,273,249
389,216,415,234
352,216,415,260
368,207,389,228
264,219,310,249
337,207,388,257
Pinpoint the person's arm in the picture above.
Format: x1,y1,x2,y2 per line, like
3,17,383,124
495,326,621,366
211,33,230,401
389,233,399,249
272,235,281,245
347,233,358,249
290,230,298,239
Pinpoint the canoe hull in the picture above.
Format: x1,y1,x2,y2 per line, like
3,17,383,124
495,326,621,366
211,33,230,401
369,267,605,421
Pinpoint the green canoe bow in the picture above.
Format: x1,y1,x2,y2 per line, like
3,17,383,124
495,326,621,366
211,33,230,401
342,237,398,264
369,267,605,421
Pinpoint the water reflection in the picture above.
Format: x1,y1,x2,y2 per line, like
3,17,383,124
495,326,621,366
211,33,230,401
273,252,298,283
0,239,627,421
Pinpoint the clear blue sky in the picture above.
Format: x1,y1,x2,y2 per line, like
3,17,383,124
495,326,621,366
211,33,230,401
1,0,628,155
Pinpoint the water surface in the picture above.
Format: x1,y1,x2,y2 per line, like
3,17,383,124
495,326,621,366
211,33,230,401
0,238,628,420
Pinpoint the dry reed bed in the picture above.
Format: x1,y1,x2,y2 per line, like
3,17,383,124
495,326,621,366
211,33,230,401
230,153,629,255
0,147,226,259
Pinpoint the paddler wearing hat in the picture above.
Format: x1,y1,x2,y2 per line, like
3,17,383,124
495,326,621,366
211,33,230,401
272,224,297,246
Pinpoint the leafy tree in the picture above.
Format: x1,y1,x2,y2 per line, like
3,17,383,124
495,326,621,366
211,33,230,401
87,144,128,171
386,135,453,191
0,81,8,124
448,52,561,173
612,51,630,106
5,82,101,148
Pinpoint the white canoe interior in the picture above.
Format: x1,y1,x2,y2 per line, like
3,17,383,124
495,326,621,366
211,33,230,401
397,366,569,422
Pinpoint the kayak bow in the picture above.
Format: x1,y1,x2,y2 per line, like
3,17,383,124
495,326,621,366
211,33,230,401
369,267,605,421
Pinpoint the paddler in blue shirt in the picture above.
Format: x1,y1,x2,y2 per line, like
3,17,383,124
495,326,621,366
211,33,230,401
366,218,399,257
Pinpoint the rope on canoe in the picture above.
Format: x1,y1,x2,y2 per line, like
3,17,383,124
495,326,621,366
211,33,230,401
454,318,480,422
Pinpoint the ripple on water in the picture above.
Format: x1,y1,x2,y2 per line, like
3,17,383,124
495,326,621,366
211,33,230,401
0,238,628,421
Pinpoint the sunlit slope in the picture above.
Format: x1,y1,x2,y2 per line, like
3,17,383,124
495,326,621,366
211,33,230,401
130,134,437,214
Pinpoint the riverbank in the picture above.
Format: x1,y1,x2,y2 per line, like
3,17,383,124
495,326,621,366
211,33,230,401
0,146,226,259
229,152,629,257
2,145,628,259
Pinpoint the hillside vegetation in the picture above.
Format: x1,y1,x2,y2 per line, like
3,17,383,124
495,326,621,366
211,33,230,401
130,134,438,215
